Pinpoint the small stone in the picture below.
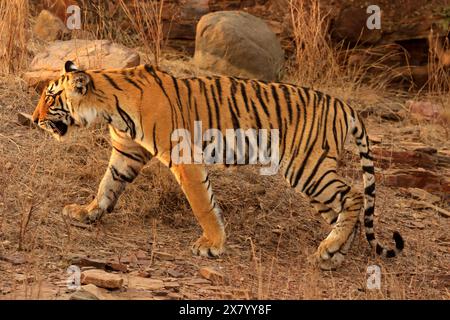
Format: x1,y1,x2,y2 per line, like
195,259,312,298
164,281,180,289
135,249,148,260
368,134,383,144
72,256,128,273
5,162,12,170
125,276,165,291
185,278,212,286
80,284,112,300
255,185,266,195
81,269,123,290
381,111,403,121
154,251,175,261
106,262,128,273
166,269,183,278
414,146,437,155
137,270,151,278
70,290,99,300
199,267,225,285
152,290,168,297
167,292,183,300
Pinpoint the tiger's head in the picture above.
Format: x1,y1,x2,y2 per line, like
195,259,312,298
32,60,94,139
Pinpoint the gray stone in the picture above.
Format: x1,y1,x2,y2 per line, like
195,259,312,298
193,11,284,81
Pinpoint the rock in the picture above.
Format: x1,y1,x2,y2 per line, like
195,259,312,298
381,169,450,195
33,10,69,41
154,251,175,261
199,267,225,284
167,292,183,300
5,162,12,170
368,134,383,144
193,11,284,81
381,111,403,122
372,147,437,170
331,6,382,44
125,276,165,291
79,284,112,300
185,278,212,286
71,256,128,273
414,146,437,155
164,281,180,290
166,269,183,278
70,290,99,300
407,100,449,124
255,185,266,195
152,290,169,297
406,187,441,204
24,40,140,91
81,269,124,290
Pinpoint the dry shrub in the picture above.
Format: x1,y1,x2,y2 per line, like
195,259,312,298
288,0,338,87
287,0,407,99
427,30,450,94
119,0,165,66
0,0,29,74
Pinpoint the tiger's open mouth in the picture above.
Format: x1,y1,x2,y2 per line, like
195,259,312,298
41,120,68,137
53,121,68,136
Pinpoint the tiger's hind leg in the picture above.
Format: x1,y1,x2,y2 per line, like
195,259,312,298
286,153,362,270
308,174,363,270
169,164,225,257
309,200,359,269
310,200,339,226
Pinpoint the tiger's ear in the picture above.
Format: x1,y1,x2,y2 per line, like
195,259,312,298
70,72,91,95
64,60,78,73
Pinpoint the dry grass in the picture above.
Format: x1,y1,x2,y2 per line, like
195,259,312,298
287,0,410,103
0,0,29,74
119,0,165,66
288,0,340,88
427,29,450,94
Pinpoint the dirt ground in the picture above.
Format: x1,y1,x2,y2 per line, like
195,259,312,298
0,69,449,300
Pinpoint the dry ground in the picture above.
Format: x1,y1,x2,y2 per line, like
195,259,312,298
0,67,449,300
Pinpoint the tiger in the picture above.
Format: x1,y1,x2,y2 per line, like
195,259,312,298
31,60,404,270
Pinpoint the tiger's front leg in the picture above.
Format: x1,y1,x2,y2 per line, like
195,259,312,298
169,164,226,257
63,132,151,223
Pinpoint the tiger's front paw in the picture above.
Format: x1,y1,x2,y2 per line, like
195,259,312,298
191,234,225,258
62,201,105,224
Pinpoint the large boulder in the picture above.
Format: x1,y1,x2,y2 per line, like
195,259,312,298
193,11,284,81
33,9,70,41
24,40,140,91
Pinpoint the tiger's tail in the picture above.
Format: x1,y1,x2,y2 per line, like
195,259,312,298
350,112,404,258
